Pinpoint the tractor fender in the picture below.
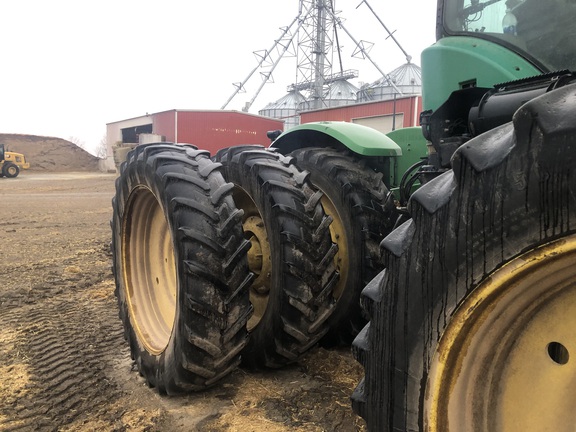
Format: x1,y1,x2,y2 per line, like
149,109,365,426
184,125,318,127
386,127,429,181
270,121,402,157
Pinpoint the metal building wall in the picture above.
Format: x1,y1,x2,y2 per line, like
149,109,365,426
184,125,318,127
150,110,283,154
104,114,152,171
175,111,283,153
106,110,283,172
152,110,177,142
300,96,422,128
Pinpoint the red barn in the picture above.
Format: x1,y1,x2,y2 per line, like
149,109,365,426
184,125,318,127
105,110,283,171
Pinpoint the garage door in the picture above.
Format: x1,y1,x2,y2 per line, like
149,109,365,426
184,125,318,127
352,114,404,134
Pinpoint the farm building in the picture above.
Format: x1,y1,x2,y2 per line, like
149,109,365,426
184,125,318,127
104,64,423,172
300,95,422,134
259,62,423,134
104,110,283,172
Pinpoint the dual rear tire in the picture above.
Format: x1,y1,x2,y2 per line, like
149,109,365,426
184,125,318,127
112,143,349,390
214,146,339,368
112,144,253,394
289,147,395,343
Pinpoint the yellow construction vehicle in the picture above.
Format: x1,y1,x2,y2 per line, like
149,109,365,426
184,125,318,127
0,144,29,178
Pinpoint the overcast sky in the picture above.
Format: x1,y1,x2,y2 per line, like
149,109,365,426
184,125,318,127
0,0,436,155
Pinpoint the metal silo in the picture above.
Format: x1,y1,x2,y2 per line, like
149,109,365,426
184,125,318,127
258,90,306,130
322,79,359,108
357,62,422,103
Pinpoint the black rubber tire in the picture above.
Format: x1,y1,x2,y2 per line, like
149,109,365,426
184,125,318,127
290,147,395,343
3,162,20,178
352,84,576,430
111,143,253,394
214,145,338,368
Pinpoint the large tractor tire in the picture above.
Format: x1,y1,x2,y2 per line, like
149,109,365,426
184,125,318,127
111,143,253,394
214,146,338,368
290,147,395,343
2,162,20,178
352,84,576,431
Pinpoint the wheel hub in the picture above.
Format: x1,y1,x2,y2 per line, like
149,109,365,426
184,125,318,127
233,187,271,332
244,215,271,295
320,194,348,299
122,187,177,355
426,234,576,431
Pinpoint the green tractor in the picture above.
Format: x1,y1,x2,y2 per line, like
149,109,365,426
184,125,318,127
348,0,576,430
111,0,576,429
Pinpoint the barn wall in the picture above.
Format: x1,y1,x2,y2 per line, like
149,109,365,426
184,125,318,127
106,110,283,172
300,96,422,130
173,111,283,154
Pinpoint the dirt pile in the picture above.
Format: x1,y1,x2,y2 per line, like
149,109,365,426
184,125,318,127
0,133,101,171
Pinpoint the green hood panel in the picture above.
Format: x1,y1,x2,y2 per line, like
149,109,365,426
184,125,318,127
272,122,402,157
421,37,541,111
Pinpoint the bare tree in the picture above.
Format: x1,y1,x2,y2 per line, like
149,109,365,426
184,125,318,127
68,135,108,159
96,135,108,159
68,136,87,150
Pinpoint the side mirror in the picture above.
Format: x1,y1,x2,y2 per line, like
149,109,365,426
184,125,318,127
267,130,282,143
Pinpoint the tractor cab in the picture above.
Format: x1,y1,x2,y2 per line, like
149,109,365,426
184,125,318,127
420,0,576,173
441,0,576,73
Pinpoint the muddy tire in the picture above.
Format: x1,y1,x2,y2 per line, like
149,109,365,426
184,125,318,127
3,162,19,178
111,143,253,394
290,147,395,343
352,84,576,430
215,145,338,368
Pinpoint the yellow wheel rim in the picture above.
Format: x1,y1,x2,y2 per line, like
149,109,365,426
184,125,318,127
233,187,271,332
122,186,177,355
426,234,576,431
320,194,348,299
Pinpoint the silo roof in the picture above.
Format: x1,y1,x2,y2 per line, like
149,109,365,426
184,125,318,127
371,62,422,88
261,91,306,110
323,79,359,100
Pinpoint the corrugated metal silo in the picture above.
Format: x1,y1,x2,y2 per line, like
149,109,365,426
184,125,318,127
258,90,306,130
357,62,422,102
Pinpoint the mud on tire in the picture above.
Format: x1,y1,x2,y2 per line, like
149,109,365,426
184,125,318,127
215,145,339,368
111,143,253,394
352,84,576,430
290,147,395,343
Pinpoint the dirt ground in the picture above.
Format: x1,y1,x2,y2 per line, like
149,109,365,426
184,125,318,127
0,172,367,432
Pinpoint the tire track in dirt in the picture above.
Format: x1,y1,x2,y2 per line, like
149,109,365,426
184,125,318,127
0,241,111,309
0,285,128,431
